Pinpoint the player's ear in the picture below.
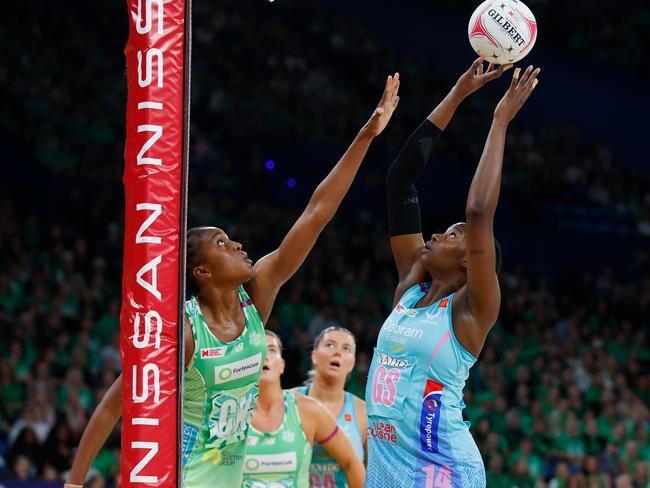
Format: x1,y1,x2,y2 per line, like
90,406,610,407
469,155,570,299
193,265,211,281
280,358,285,375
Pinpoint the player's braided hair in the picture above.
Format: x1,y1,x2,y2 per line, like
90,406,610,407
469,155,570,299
186,226,212,295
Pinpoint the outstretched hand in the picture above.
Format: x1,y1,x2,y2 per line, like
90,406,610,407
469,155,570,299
455,57,512,98
364,72,400,137
494,65,541,123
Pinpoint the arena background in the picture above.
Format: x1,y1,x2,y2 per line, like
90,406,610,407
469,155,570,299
1,0,649,486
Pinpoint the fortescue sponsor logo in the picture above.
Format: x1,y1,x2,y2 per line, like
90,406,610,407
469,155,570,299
244,452,297,473
377,352,408,368
214,353,262,384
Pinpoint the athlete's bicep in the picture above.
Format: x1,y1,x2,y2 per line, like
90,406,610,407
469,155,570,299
244,262,280,325
319,423,365,488
184,314,194,367
390,234,425,282
462,214,500,328
392,261,429,307
320,429,357,468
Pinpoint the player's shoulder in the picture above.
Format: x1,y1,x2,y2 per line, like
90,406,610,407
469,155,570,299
351,394,366,423
351,394,365,409
294,391,328,416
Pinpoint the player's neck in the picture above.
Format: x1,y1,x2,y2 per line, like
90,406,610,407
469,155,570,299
196,286,241,324
309,376,345,405
256,380,284,412
418,276,462,307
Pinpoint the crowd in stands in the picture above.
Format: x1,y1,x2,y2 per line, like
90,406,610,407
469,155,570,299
1,0,648,486
1,192,649,486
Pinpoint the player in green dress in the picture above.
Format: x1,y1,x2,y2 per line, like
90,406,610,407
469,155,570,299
242,331,364,488
64,73,400,488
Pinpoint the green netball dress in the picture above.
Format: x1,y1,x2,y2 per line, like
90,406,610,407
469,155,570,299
182,286,267,487
242,391,313,487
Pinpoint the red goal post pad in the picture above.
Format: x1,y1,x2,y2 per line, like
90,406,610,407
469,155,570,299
121,0,190,486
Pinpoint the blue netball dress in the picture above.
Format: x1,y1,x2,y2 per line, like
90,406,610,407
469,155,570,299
365,282,485,488
296,386,365,487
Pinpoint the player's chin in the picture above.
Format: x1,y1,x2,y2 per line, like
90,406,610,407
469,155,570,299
242,264,257,282
259,369,276,382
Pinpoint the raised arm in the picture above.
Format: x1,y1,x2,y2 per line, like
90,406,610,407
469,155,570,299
455,66,540,354
248,74,400,323
389,59,508,303
66,375,122,486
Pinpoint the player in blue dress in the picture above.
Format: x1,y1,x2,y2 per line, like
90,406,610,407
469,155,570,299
365,59,540,488
297,327,366,487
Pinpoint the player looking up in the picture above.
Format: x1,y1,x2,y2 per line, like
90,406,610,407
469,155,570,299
242,331,365,488
64,73,400,488
364,60,539,488
296,327,366,487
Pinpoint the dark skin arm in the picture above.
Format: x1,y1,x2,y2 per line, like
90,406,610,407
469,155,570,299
66,376,122,485
391,59,508,304
67,316,194,485
454,65,540,357
66,78,400,487
248,74,400,323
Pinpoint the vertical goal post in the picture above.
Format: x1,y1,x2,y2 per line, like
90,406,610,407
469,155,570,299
121,0,191,486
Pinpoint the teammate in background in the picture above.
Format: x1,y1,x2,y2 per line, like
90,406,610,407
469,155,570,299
64,74,400,488
242,331,364,488
295,327,366,487
364,59,540,487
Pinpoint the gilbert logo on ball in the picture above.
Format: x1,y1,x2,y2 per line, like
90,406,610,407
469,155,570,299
468,0,537,64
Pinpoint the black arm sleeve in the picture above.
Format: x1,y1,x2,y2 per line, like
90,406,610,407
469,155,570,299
386,119,442,236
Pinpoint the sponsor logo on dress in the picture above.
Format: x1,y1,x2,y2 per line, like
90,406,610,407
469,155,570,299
344,414,352,422
213,353,262,384
281,430,295,443
384,320,423,344
394,303,419,317
420,379,444,454
234,343,244,353
439,298,449,308
201,346,226,358
244,452,297,473
219,450,243,466
377,352,408,368
367,421,398,444
249,331,262,346
246,436,259,446
262,437,276,446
